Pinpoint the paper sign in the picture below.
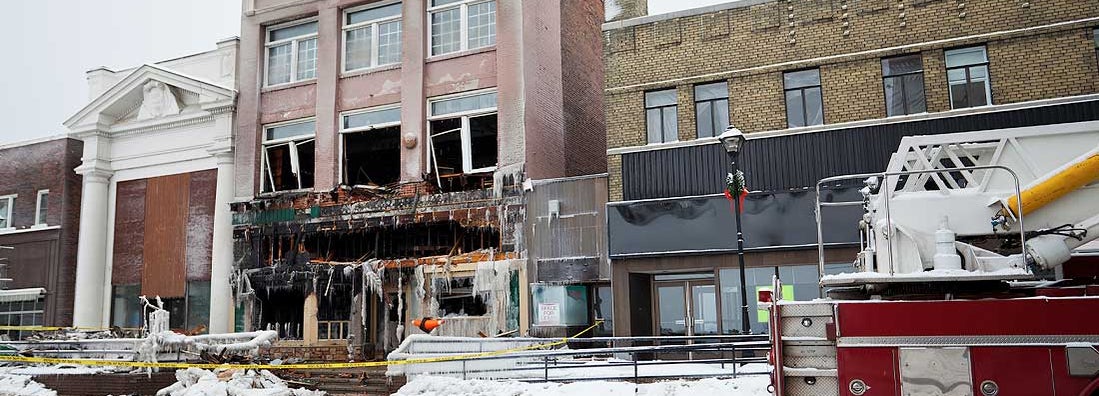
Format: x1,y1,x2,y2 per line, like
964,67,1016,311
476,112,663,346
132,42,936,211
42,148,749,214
538,303,561,325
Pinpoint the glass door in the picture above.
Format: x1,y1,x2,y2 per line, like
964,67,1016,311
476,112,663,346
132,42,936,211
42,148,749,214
655,280,717,336
656,284,687,336
690,283,718,335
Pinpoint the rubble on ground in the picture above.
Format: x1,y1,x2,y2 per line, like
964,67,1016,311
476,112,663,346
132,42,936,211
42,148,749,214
156,368,325,396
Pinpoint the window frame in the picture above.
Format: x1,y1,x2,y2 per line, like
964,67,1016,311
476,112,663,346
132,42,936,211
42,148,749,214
783,68,824,128
0,194,14,230
1093,28,1098,70
342,1,403,73
427,0,497,57
644,88,679,144
339,104,403,185
426,89,498,177
944,46,993,110
693,82,730,139
260,118,317,193
881,54,927,117
264,18,320,87
33,190,48,227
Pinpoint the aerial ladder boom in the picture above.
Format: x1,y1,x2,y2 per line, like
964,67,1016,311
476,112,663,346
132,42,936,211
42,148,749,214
820,121,1099,287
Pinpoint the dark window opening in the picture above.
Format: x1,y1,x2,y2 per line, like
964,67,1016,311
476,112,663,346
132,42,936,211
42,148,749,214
882,54,926,116
263,140,316,192
434,277,489,316
257,289,305,340
428,113,498,192
469,114,498,170
429,118,463,176
784,69,823,128
343,126,401,187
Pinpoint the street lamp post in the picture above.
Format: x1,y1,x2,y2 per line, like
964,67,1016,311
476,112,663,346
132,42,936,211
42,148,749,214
719,126,751,334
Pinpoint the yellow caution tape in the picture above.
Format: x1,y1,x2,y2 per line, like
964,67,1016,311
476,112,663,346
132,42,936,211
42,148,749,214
0,321,603,370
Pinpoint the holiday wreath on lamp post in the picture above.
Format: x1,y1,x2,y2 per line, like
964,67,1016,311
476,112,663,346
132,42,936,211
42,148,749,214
725,170,748,213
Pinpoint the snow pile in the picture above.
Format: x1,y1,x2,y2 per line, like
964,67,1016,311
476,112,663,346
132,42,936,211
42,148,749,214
0,374,56,396
395,375,771,396
5,365,106,376
156,368,325,396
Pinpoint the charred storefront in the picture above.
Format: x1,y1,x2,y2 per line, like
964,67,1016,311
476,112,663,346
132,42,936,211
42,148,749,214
232,184,525,357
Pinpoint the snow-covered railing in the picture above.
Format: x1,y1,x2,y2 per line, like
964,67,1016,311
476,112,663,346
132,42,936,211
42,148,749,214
385,334,547,378
386,334,770,382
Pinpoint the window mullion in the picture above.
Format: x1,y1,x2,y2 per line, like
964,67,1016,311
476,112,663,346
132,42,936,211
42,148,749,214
461,116,473,172
460,4,469,51
290,40,299,82
371,23,380,68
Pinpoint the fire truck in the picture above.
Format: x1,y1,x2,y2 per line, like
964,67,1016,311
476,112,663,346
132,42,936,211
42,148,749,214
765,123,1099,396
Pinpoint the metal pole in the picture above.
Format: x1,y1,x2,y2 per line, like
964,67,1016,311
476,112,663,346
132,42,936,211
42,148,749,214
731,156,751,335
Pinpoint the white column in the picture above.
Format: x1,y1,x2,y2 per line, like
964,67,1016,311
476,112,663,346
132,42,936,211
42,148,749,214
72,168,113,328
208,149,236,334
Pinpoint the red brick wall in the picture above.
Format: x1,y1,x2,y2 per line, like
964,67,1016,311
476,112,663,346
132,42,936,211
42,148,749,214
0,137,83,326
561,0,608,176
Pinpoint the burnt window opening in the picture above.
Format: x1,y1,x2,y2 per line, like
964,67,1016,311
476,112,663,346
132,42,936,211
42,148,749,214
433,277,488,316
428,91,498,191
262,120,316,193
256,288,305,340
318,287,353,340
343,126,401,187
342,106,402,188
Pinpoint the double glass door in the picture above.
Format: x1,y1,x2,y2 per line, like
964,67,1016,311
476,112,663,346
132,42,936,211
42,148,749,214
655,280,718,336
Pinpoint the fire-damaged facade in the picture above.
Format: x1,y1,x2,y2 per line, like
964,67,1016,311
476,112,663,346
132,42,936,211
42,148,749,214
231,0,607,357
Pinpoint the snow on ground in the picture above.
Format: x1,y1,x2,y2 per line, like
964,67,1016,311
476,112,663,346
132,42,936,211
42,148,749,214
0,374,56,396
395,375,771,396
2,365,107,376
156,368,325,396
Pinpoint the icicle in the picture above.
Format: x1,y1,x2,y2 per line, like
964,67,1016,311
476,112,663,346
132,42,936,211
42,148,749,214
413,266,426,318
395,273,405,343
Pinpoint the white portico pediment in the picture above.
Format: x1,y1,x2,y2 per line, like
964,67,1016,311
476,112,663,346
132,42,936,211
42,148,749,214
64,63,235,135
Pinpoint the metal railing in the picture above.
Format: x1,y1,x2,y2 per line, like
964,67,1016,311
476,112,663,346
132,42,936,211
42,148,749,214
815,165,1025,275
389,334,771,384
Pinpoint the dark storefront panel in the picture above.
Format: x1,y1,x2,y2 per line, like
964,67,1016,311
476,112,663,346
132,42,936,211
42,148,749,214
608,188,863,258
621,99,1099,200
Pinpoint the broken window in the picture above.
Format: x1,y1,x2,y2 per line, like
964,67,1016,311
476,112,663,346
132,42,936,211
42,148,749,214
427,90,498,186
262,120,316,193
434,277,488,316
318,290,353,340
342,106,402,187
257,288,305,340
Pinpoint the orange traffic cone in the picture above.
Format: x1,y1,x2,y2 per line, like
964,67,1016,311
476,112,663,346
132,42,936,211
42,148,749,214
413,317,445,333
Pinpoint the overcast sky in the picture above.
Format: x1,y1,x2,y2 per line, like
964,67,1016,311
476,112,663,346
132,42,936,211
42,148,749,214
0,0,730,145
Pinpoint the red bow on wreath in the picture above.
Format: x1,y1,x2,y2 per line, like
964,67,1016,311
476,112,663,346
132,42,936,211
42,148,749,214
725,170,748,213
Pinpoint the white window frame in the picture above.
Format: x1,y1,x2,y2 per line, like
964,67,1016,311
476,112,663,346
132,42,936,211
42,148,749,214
33,190,48,227
426,89,498,179
264,18,319,87
944,46,992,110
427,0,496,57
339,104,403,184
261,119,317,193
0,195,15,230
342,1,403,73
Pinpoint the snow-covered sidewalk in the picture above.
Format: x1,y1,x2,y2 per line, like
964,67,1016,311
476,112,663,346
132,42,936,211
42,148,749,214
394,375,771,396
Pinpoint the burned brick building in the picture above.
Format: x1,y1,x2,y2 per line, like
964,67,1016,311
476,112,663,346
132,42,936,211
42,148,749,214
230,0,607,357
